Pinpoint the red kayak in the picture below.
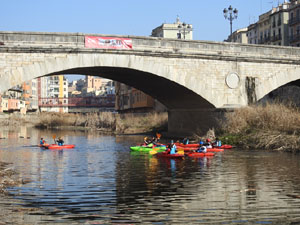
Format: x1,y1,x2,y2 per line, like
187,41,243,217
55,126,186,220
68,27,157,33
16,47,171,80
177,147,224,152
45,144,75,150
187,152,215,157
156,152,184,159
216,145,233,149
176,143,232,149
207,148,224,152
175,143,199,147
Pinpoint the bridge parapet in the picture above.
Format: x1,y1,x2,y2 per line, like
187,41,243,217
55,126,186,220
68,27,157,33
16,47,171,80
1,31,300,64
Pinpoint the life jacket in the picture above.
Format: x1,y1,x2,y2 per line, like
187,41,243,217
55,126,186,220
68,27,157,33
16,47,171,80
197,146,207,153
170,145,177,154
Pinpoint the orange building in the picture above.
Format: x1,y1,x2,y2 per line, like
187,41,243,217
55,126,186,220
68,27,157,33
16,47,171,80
86,76,103,93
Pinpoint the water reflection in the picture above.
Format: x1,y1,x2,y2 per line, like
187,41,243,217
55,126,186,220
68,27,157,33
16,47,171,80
0,126,300,224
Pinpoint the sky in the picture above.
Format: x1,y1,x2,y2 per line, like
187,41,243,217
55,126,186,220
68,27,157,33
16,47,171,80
1,0,287,81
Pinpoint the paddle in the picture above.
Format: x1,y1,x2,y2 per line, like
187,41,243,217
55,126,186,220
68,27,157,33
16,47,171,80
149,147,160,155
52,135,56,144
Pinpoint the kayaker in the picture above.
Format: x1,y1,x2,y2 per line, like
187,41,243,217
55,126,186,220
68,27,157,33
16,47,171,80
40,138,46,145
56,137,64,146
169,140,177,154
151,136,158,145
197,146,207,153
213,137,222,147
143,137,151,146
183,137,189,145
204,138,212,149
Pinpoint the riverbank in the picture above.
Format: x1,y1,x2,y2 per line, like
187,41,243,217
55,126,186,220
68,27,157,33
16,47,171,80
34,111,168,135
217,103,300,152
0,161,42,224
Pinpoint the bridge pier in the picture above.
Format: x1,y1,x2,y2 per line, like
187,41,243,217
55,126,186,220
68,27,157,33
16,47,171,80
167,108,226,137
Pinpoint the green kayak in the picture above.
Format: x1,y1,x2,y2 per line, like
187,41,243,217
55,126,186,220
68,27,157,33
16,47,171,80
130,146,166,152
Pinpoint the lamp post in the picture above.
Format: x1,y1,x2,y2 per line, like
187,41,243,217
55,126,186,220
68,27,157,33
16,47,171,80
177,22,192,40
223,5,238,42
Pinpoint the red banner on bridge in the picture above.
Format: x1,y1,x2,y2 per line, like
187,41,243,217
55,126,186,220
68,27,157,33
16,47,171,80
85,36,132,49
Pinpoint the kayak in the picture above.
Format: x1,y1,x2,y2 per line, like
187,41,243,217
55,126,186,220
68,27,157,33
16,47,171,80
216,145,233,149
45,144,75,150
177,147,224,152
130,146,166,152
176,143,232,149
187,152,215,157
177,146,198,151
39,143,50,147
156,152,184,159
207,148,224,152
175,143,199,147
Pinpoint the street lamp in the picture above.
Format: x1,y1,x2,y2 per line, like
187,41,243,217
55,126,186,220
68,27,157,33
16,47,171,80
177,22,192,40
223,5,238,42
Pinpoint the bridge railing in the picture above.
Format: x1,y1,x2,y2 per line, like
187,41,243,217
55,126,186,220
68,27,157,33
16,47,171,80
39,96,115,108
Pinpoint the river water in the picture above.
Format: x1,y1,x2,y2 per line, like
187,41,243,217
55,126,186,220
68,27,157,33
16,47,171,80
0,126,300,224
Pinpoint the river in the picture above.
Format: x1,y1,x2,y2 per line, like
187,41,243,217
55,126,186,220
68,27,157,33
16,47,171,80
0,126,300,224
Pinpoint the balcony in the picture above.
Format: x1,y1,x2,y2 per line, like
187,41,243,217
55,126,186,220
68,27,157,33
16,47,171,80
272,34,282,42
258,36,270,44
289,17,300,25
289,34,300,42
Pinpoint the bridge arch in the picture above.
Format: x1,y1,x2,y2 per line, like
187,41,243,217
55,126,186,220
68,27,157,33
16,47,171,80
4,53,215,110
256,65,300,101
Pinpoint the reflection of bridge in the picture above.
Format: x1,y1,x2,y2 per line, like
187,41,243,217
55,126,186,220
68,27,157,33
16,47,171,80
2,31,300,135
39,96,115,108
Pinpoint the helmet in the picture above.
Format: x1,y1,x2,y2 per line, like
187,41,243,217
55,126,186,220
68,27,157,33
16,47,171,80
144,137,147,140
199,141,204,145
206,138,211,142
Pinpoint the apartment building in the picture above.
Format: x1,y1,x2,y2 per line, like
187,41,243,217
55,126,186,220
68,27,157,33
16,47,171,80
270,2,290,46
289,0,300,46
257,9,274,44
22,79,38,112
0,88,25,113
38,75,68,113
247,23,259,44
86,76,103,93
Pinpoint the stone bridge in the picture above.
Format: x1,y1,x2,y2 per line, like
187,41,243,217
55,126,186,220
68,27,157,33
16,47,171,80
1,31,300,136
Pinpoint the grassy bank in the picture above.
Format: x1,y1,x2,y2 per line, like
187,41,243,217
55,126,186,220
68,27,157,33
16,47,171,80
35,111,168,134
219,103,300,152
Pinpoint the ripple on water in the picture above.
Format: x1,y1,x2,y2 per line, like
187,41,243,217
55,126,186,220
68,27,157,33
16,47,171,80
1,130,300,224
